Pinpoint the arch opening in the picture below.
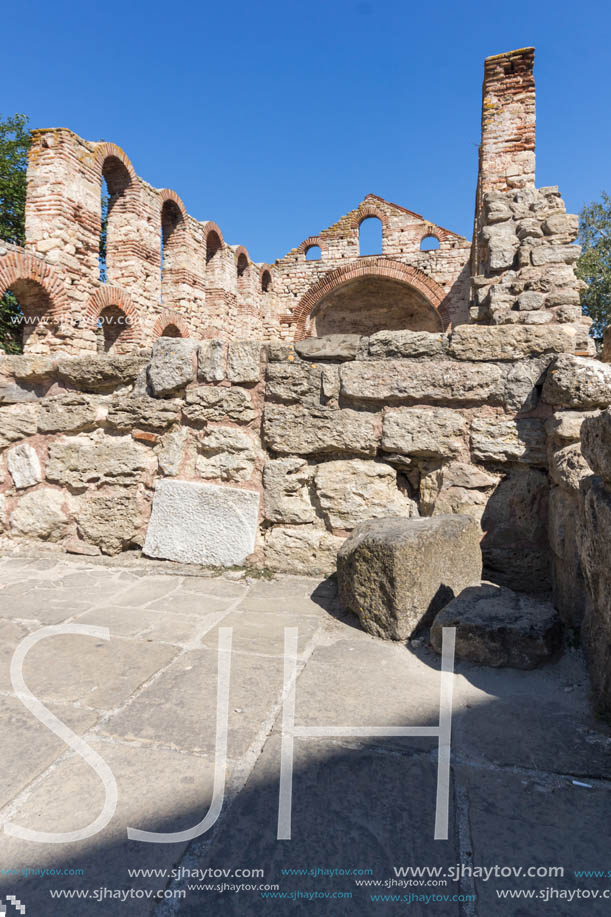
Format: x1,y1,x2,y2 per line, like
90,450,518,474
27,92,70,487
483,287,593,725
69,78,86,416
306,275,442,338
2,279,57,353
305,244,321,261
160,323,182,338
358,216,383,255
100,156,133,284
96,304,129,353
421,234,440,251
206,231,222,264
237,252,248,277
261,270,272,293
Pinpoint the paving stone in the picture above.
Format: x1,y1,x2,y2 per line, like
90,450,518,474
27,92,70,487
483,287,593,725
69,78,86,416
146,590,240,618
74,605,218,646
199,610,321,656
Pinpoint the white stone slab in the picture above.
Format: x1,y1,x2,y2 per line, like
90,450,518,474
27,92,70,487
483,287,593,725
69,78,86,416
143,479,259,567
7,443,42,489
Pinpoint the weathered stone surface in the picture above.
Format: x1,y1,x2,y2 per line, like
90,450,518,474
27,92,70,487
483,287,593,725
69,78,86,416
448,324,575,361
545,410,597,445
382,407,468,458
295,334,362,362
314,459,417,530
483,221,519,270
0,380,39,404
581,408,611,482
264,525,343,574
531,243,580,266
183,386,256,425
147,339,197,396
430,584,562,669
7,444,42,489
578,476,611,714
320,365,340,401
265,341,294,362
106,395,180,432
543,355,611,409
143,480,259,567
516,290,545,311
481,468,551,594
10,487,70,541
337,515,482,640
340,360,505,407
196,427,258,483
368,330,445,359
1,354,57,382
549,486,586,626
46,430,157,488
37,394,99,434
262,458,315,524
226,342,262,383
57,354,149,392
503,358,549,412
64,535,101,556
265,363,322,404
263,404,379,456
0,404,38,449
543,212,579,236
76,488,144,555
197,340,225,382
548,443,591,491
157,428,188,476
421,461,500,521
471,417,546,465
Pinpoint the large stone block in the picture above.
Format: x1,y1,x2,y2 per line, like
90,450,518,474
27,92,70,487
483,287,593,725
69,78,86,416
314,459,417,530
382,407,468,458
337,515,482,640
368,330,445,359
531,244,580,266
106,396,181,432
226,342,263,383
545,410,597,446
548,443,591,491
10,487,70,541
581,408,611,482
0,404,38,449
448,325,575,362
264,525,343,574
295,334,362,362
482,221,519,270
421,461,500,522
198,340,225,382
548,486,586,626
183,386,256,425
504,358,550,413
542,355,611,409
157,428,188,477
196,427,258,483
481,468,551,594
147,339,197,397
430,584,562,669
265,363,322,405
263,458,315,524
263,404,379,456
340,360,505,407
76,488,146,555
471,417,546,465
37,395,99,434
7,444,42,489
57,354,149,392
46,430,157,488
143,480,259,567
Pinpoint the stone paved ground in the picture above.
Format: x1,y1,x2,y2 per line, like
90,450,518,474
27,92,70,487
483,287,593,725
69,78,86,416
0,555,609,916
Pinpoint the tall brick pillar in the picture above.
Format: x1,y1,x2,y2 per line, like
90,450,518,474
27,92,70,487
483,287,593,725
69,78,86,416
472,48,536,273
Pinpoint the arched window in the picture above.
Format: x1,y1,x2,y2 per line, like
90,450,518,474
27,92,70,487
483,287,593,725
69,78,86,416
206,230,222,264
1,280,55,353
261,270,272,293
420,234,440,251
305,245,321,261
237,252,248,277
160,199,184,304
96,304,129,352
160,323,182,338
358,216,383,255
100,157,132,283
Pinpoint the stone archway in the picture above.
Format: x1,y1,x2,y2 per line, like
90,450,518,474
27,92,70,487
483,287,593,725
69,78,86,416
291,258,448,340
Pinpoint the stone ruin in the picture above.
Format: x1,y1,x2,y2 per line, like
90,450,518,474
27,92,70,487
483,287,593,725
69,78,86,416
2,47,611,714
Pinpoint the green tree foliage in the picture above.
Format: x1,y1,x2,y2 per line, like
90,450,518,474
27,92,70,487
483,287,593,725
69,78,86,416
0,113,30,353
576,192,611,340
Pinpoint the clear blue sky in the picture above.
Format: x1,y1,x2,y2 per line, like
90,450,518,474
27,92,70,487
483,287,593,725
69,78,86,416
4,0,609,263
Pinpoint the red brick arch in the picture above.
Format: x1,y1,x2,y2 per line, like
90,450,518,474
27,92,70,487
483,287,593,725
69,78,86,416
0,250,69,316
159,188,187,220
89,143,138,186
350,206,389,230
152,309,190,338
296,236,327,257
291,258,448,340
202,221,225,249
84,286,140,342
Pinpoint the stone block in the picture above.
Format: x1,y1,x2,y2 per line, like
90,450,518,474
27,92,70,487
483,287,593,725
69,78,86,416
0,404,38,449
430,584,562,669
37,394,99,434
548,486,586,626
265,363,322,404
196,427,258,483
264,525,343,575
294,334,362,362
143,480,259,566
503,358,549,412
548,443,591,491
263,404,379,456
226,341,263,383
106,395,181,432
7,444,42,489
46,430,157,488
147,339,197,397
337,514,482,640
542,355,611,409
368,330,445,359
516,291,546,310
471,417,546,465
448,324,575,361
340,360,505,407
545,410,596,446
382,407,468,458
581,408,611,482
183,386,256,425
57,354,149,392
10,487,70,541
314,459,417,530
197,340,225,382
531,244,580,265
157,428,188,476
262,457,315,524
76,488,145,555
482,221,519,270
